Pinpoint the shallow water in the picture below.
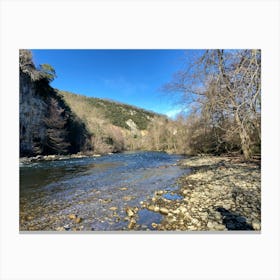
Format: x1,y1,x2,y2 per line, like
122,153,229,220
163,193,184,201
20,151,188,231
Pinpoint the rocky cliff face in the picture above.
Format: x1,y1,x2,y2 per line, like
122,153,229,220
20,71,48,156
19,50,90,157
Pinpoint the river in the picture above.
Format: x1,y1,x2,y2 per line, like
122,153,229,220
20,151,188,231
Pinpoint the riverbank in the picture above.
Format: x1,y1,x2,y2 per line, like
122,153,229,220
135,155,261,231
19,152,106,164
19,150,176,164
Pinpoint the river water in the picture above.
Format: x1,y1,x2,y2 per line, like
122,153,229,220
20,151,187,231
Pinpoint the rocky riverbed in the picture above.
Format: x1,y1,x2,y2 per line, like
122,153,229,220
128,155,261,231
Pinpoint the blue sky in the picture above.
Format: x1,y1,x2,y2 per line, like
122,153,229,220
31,49,190,118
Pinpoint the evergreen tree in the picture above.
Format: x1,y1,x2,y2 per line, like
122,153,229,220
44,98,70,154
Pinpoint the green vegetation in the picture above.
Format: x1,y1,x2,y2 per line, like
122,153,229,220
38,64,57,82
59,91,158,130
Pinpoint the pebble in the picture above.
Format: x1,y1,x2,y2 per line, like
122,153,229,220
159,208,169,215
123,196,135,201
56,227,64,231
154,206,160,212
207,222,214,229
252,221,261,231
69,214,77,220
63,224,71,231
214,224,226,231
126,208,134,217
128,219,136,229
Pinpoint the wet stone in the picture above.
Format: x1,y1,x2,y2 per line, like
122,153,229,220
128,218,136,229
126,208,134,217
123,196,135,201
119,187,128,191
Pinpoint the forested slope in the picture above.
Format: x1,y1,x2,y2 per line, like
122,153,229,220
19,50,169,156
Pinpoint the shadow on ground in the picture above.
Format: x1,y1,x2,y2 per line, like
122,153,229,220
216,207,254,230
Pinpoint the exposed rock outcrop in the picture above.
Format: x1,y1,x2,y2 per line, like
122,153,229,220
19,50,90,156
20,57,48,155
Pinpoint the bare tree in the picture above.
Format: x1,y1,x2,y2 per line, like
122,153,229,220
164,49,261,159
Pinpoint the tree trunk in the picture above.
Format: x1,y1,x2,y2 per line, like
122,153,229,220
235,112,252,160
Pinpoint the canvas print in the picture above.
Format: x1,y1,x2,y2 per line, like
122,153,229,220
19,49,261,232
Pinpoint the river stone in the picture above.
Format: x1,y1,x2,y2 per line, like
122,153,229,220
191,218,199,225
252,221,261,231
109,206,118,211
126,208,134,217
178,206,187,213
214,224,226,231
69,214,77,220
151,223,157,228
63,224,71,231
159,207,169,215
188,225,197,230
123,196,135,201
75,217,82,224
207,221,214,229
154,206,160,212
119,187,128,191
128,218,136,229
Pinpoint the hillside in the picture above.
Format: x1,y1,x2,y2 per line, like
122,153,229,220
59,91,160,131
58,90,167,153
19,49,183,157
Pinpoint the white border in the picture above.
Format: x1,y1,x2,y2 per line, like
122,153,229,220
1,0,279,280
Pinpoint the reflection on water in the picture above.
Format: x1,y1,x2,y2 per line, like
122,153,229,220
20,161,121,190
163,192,184,201
137,209,163,230
20,151,187,231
